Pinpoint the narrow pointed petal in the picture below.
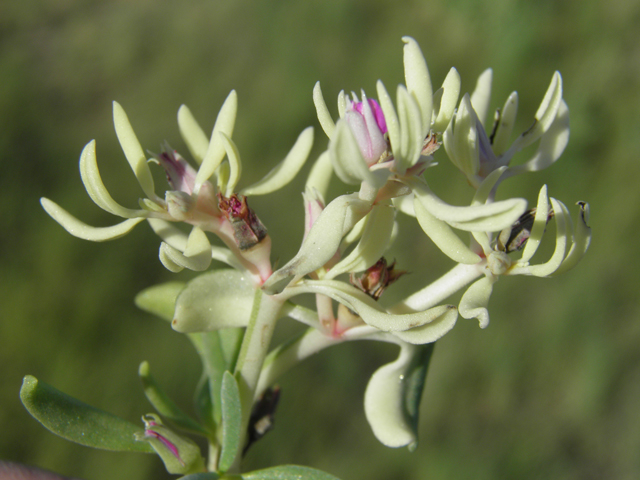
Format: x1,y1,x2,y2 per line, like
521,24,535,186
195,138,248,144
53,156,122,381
159,227,212,272
410,178,527,232
506,100,570,178
470,69,493,127
507,72,563,154
520,185,550,263
472,166,508,206
443,94,479,180
313,82,336,138
376,80,401,159
112,102,156,200
177,105,209,164
458,276,494,328
512,197,568,277
391,308,458,344
337,90,347,117
552,201,591,275
79,140,147,218
219,133,242,197
147,218,241,268
41,198,145,241
242,127,314,196
262,194,371,292
396,86,424,172
432,67,461,133
282,279,456,333
195,90,238,192
403,36,432,138
491,92,519,157
305,150,333,199
413,196,482,264
325,203,395,279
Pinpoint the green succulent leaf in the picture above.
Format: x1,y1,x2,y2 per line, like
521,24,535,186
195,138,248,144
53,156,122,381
172,269,255,333
20,375,154,453
135,281,186,322
138,361,209,437
242,465,342,480
218,371,243,473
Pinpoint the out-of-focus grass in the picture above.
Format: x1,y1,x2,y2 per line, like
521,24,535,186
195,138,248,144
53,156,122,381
1,1,639,479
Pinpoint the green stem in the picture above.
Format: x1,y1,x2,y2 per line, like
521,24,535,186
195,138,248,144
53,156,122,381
233,288,285,455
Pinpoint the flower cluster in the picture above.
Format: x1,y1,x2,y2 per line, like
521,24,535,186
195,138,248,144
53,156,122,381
41,36,591,460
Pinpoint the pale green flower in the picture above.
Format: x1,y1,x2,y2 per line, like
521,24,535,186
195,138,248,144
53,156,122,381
41,93,314,284
444,69,569,188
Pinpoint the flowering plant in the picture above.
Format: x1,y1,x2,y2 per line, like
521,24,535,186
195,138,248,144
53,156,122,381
21,37,590,479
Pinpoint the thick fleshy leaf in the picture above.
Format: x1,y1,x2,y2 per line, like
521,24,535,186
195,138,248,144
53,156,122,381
313,82,336,138
469,69,493,127
135,281,186,322
403,36,432,139
262,194,371,292
413,196,481,264
553,201,591,275
172,269,255,332
242,127,314,196
138,362,209,436
432,67,461,133
112,102,156,200
177,105,210,164
364,343,435,448
218,371,242,473
458,276,494,328
242,465,342,480
282,279,455,333
195,90,238,191
20,376,154,453
410,178,527,232
491,92,519,157
79,140,148,218
326,203,395,279
41,198,145,241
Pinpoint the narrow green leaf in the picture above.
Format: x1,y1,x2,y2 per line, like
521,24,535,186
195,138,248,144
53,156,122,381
243,465,342,480
403,343,435,452
20,375,154,453
135,281,186,322
218,371,243,473
138,361,210,437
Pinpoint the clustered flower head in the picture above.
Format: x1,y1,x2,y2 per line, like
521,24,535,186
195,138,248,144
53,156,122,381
42,36,591,452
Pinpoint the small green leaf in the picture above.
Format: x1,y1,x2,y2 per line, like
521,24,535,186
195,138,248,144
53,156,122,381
218,371,243,473
172,270,255,333
20,375,154,453
242,465,342,480
135,281,186,322
403,343,435,452
138,361,210,437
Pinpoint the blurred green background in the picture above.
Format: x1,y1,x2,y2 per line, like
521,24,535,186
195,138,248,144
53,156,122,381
2,0,640,479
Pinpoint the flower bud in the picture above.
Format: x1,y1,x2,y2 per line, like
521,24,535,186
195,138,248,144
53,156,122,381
135,414,205,475
350,258,406,300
